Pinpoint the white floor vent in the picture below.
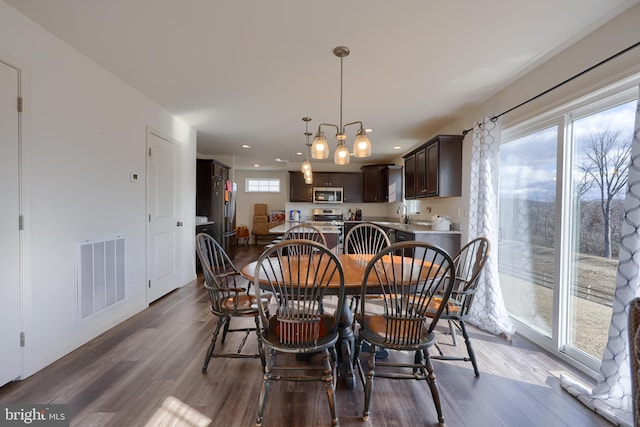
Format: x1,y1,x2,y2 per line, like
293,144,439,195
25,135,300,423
76,235,126,320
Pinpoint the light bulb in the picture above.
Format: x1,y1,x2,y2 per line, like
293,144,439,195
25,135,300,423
352,132,372,157
312,132,329,159
301,159,311,173
334,143,350,165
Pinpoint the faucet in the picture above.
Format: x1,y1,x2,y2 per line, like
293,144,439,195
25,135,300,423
397,204,409,224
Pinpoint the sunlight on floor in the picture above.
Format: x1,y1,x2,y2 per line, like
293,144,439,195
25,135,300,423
145,396,211,427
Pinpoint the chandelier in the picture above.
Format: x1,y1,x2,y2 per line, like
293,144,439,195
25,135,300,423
311,46,372,165
300,117,313,184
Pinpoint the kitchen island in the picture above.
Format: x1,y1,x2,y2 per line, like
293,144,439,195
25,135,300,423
270,221,343,252
345,220,462,256
270,220,461,256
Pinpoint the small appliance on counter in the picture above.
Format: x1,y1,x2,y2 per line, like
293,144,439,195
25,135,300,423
289,210,301,221
431,215,451,231
355,209,362,221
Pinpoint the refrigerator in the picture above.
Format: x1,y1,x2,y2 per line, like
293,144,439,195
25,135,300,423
211,178,237,259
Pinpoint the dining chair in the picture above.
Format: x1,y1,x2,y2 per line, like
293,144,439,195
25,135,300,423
353,241,456,425
253,239,346,427
282,223,327,252
428,236,490,377
343,222,391,329
195,233,270,372
343,222,390,255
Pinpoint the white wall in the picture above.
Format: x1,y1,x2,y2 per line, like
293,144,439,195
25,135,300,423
234,169,288,234
0,1,197,377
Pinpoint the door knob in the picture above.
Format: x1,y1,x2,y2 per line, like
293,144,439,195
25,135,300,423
176,221,183,227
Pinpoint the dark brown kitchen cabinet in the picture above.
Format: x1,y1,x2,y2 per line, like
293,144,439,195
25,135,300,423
289,171,363,203
403,134,463,199
342,172,363,203
196,159,230,218
314,172,343,187
404,153,416,199
425,142,439,196
395,230,461,258
362,164,402,203
196,158,234,259
289,171,313,202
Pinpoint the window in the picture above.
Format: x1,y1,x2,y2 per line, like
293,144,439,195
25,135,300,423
499,77,638,375
245,178,280,193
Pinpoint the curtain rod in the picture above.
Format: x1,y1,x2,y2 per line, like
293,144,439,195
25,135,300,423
461,40,640,136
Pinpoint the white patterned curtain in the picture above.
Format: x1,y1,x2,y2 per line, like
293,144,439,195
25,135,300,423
561,88,640,426
467,117,516,338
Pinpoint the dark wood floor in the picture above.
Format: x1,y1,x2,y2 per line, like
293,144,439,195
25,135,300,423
0,244,612,427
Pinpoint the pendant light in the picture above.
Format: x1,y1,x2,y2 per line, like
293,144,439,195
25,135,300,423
300,117,313,184
312,46,372,164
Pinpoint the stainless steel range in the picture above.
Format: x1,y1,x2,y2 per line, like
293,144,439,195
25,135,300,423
312,208,344,253
312,208,343,223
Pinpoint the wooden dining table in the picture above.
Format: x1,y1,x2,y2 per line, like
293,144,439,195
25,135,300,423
241,253,435,389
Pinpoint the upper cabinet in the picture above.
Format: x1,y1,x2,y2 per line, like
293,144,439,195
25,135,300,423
361,164,403,203
342,172,364,203
289,171,313,202
289,171,363,203
313,172,343,188
403,134,463,199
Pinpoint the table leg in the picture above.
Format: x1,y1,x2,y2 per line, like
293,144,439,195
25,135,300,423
336,306,356,389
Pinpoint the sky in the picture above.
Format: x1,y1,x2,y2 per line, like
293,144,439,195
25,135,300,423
499,98,637,202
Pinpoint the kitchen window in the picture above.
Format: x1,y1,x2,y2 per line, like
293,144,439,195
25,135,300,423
245,178,280,193
498,76,638,375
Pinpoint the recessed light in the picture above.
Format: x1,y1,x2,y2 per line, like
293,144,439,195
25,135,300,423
253,164,260,167
275,158,289,163
393,146,402,150
296,152,303,156
365,128,373,133
242,144,251,148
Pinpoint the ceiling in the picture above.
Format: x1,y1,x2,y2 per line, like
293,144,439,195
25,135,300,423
5,0,638,170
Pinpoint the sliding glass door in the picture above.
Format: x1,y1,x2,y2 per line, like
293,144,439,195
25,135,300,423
498,80,638,373
564,100,635,361
498,125,558,339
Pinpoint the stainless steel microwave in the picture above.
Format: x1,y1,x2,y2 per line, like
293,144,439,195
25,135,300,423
313,187,343,204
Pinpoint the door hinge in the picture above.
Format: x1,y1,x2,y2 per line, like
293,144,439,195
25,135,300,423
19,215,24,230
148,214,151,222
20,332,25,347
148,147,151,157
17,97,23,113
148,280,151,288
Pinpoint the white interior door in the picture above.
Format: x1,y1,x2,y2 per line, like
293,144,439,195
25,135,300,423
0,60,22,386
146,130,182,303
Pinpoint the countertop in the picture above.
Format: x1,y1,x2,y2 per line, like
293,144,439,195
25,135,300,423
270,222,342,234
275,219,461,235
346,219,461,235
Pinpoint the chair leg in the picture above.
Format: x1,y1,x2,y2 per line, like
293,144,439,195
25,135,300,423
362,343,377,421
202,316,226,373
322,349,338,426
460,320,479,377
254,315,266,369
330,346,338,366
256,348,275,427
221,315,231,343
422,349,445,425
448,319,458,346
413,350,423,373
